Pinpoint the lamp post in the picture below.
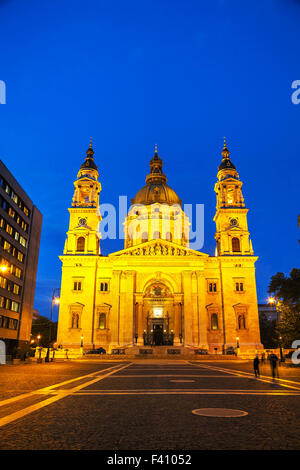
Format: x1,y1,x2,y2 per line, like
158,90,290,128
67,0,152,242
236,336,240,355
279,336,283,362
45,288,60,362
80,335,84,355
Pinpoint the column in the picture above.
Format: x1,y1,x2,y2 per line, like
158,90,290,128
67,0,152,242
173,302,181,345
137,302,144,345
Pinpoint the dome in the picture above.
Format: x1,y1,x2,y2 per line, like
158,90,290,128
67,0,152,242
80,141,98,172
132,182,182,206
218,159,236,171
131,147,182,206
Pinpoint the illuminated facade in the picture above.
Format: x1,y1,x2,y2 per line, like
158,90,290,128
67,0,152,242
57,141,262,354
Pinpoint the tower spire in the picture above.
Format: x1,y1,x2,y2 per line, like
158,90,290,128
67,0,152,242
218,137,236,171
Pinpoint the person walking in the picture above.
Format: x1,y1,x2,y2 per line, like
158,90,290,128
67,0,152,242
269,353,279,380
253,355,260,378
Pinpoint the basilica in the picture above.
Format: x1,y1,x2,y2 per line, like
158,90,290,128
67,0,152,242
56,141,262,354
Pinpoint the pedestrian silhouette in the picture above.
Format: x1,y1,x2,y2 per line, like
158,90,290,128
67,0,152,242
269,353,279,380
253,355,260,378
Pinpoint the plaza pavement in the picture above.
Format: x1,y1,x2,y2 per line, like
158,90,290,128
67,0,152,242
0,359,299,450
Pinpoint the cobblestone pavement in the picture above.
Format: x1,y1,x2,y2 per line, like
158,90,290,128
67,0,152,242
0,360,299,450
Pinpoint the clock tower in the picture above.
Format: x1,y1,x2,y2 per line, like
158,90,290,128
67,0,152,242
63,140,102,256
214,140,254,256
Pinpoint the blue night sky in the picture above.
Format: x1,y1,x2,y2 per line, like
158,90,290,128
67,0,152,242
0,0,299,321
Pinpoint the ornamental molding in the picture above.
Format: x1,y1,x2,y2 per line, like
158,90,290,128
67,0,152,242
109,239,208,258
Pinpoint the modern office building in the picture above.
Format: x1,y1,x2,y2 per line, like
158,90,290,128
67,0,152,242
0,160,42,356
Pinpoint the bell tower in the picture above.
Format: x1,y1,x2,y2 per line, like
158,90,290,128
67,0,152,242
63,139,102,255
214,139,254,256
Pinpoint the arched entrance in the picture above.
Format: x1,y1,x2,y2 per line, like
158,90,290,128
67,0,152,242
143,282,174,346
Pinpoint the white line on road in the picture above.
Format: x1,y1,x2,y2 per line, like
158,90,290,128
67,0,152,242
0,363,132,428
0,363,124,408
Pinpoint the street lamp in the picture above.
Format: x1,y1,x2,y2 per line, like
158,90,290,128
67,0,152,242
45,288,60,362
0,265,8,273
279,336,284,361
80,335,84,355
236,336,240,355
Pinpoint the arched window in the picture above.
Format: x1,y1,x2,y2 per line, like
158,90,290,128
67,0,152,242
98,313,106,329
77,237,85,252
165,232,172,241
141,232,148,243
238,314,246,329
153,231,161,239
71,312,79,329
232,237,240,252
211,313,218,330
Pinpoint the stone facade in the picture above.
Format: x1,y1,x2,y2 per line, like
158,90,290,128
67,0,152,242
57,141,262,354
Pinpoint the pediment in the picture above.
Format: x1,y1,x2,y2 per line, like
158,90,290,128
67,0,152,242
109,239,208,257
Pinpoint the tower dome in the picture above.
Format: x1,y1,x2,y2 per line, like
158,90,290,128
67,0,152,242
131,146,182,206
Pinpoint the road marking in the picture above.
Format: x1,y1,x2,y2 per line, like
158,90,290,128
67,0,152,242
0,363,124,408
106,374,236,378
0,363,132,428
71,390,300,396
189,363,300,391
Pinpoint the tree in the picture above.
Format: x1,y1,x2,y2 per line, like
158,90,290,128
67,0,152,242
268,268,300,347
31,316,57,348
259,313,277,348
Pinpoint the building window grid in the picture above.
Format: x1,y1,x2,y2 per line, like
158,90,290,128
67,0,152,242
0,314,18,330
0,178,30,219
0,217,28,248
0,235,26,265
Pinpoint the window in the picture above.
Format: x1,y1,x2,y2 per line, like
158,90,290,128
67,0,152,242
13,284,20,295
17,251,24,262
165,232,172,241
0,277,6,289
4,241,11,252
232,237,241,252
15,232,20,241
71,312,80,329
209,282,217,293
23,206,29,217
0,315,18,330
211,313,218,330
141,232,148,243
238,314,246,329
8,207,15,218
236,282,244,292
15,267,22,278
98,313,106,329
6,224,13,235
153,231,161,239
11,301,19,313
73,281,82,291
77,237,85,252
100,282,108,292
19,236,27,247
